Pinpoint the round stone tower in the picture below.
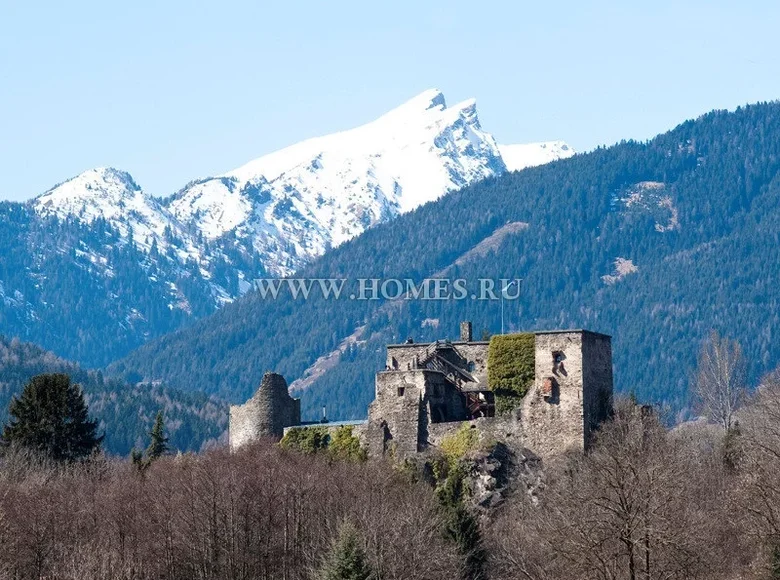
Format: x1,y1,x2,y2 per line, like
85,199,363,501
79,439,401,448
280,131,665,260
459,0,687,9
229,372,301,450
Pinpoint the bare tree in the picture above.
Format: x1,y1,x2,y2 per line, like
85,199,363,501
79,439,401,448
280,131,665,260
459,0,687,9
486,399,743,580
735,370,780,540
694,330,747,431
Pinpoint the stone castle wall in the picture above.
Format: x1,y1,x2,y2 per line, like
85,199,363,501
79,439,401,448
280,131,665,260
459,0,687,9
229,372,301,450
520,330,613,457
582,331,614,448
520,331,587,457
229,328,613,463
371,330,613,461
386,342,490,386
366,370,428,457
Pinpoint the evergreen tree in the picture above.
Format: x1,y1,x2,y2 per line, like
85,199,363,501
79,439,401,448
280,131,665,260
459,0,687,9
436,464,486,579
147,411,169,460
1,373,103,461
131,410,169,471
316,522,373,580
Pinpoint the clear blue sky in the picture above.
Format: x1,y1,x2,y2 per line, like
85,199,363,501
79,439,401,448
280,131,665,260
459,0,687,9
2,0,780,201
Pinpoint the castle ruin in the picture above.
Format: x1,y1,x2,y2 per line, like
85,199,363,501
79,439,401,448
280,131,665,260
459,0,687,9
229,372,301,448
229,323,614,460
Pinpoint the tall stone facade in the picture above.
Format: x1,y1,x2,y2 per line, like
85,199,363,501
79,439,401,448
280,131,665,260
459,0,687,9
229,372,301,451
366,369,467,457
366,328,613,461
521,330,613,457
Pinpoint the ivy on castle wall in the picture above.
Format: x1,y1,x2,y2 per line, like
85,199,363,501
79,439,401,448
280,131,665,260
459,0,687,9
487,333,535,413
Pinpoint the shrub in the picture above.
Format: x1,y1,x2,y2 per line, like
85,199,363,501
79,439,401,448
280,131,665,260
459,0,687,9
279,426,329,454
280,425,367,462
440,423,482,466
329,426,367,462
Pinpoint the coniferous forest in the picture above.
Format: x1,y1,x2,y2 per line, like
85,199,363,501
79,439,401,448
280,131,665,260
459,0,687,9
112,103,780,423
0,336,226,455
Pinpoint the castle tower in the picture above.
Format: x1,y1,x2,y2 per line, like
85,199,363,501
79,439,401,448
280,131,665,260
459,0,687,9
229,372,301,450
521,330,613,456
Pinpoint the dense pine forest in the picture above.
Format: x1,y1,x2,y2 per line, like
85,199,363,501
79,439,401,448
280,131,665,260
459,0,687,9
112,102,780,421
0,335,226,454
0,204,267,368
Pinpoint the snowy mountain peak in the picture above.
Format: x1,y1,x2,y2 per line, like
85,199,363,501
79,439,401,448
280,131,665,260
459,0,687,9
29,90,576,302
164,89,510,275
35,167,146,222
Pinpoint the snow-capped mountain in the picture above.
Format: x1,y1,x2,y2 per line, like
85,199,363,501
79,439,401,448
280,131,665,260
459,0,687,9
36,168,189,254
166,89,509,275
32,90,573,281
3,89,572,366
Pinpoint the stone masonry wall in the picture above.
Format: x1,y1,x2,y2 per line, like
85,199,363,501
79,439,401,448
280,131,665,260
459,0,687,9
582,332,614,448
366,369,470,458
229,372,301,450
386,342,490,386
426,415,524,451
366,370,426,457
521,331,587,457
365,329,613,462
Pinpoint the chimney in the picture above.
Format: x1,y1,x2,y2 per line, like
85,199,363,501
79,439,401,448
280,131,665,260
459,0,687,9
460,321,473,342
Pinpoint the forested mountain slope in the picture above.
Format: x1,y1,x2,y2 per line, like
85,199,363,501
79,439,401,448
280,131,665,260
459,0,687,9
110,103,780,421
0,91,569,368
0,336,226,454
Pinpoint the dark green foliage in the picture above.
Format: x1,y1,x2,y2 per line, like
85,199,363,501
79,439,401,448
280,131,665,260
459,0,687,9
316,522,373,580
1,373,103,461
147,411,169,459
113,102,780,422
132,410,170,470
487,333,535,412
435,463,486,579
0,335,226,455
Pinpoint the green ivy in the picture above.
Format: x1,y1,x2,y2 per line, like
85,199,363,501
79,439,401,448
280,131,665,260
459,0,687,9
488,333,535,412
280,426,329,454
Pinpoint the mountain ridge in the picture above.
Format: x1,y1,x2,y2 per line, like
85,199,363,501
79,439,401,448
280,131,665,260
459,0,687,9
109,102,780,424
0,90,571,367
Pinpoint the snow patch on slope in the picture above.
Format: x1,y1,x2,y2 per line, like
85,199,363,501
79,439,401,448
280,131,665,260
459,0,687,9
498,141,574,172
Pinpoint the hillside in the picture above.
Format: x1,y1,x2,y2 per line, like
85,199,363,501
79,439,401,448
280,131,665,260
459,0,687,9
0,90,570,368
108,102,780,422
0,336,226,454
